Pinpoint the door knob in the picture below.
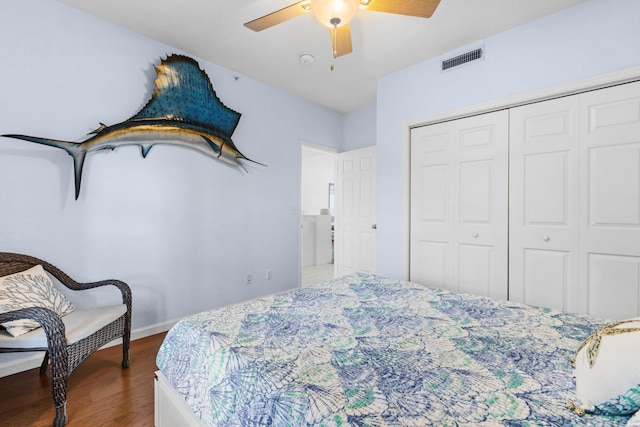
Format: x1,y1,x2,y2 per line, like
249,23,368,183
473,233,479,238
543,235,550,242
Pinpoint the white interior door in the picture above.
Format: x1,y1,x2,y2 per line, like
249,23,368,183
335,146,377,276
410,111,509,300
510,81,640,319
509,96,581,312
579,80,640,319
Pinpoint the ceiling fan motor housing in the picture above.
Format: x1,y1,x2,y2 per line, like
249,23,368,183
311,0,360,27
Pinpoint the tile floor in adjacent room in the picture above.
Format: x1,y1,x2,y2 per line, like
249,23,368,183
302,263,335,287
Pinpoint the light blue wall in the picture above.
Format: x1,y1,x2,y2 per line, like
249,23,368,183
376,0,640,279
342,103,376,151
0,0,343,353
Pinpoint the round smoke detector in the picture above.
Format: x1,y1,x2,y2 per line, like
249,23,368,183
299,53,315,65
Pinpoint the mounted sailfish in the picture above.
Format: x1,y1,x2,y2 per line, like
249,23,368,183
2,54,264,199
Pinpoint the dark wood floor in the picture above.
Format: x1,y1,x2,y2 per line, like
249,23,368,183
0,332,167,427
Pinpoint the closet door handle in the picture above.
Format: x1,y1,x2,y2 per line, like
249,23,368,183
473,233,479,239
543,235,550,242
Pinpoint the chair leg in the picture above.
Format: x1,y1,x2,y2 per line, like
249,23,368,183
122,333,131,368
40,351,50,375
49,350,69,426
53,402,68,427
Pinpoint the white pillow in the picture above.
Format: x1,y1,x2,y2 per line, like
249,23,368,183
628,411,640,427
570,317,640,419
0,265,75,337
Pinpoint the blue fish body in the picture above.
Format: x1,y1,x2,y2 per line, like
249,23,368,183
2,54,263,199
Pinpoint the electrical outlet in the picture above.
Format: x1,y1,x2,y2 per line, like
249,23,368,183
267,269,272,280
246,273,253,285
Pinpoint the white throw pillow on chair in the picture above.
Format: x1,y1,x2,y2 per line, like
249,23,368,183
0,265,75,336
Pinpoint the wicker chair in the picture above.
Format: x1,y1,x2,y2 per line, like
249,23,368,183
0,252,131,427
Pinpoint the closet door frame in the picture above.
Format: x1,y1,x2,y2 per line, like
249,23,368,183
401,65,640,281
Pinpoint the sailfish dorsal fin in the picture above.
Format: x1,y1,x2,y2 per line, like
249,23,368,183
131,54,241,138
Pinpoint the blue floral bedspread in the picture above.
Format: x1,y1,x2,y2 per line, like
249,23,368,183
156,273,628,426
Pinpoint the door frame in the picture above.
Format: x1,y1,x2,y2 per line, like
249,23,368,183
402,65,640,281
299,141,338,287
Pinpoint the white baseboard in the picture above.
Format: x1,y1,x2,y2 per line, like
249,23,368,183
0,318,179,378
131,319,179,343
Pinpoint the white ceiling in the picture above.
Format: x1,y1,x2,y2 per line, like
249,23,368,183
58,0,585,114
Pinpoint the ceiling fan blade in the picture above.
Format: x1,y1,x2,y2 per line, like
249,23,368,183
362,0,441,18
244,1,310,32
331,24,353,58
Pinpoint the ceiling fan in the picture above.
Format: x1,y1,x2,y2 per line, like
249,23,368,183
244,0,442,58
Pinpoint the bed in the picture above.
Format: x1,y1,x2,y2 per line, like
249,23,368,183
155,273,632,426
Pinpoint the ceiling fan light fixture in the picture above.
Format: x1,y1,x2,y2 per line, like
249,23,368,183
311,0,359,28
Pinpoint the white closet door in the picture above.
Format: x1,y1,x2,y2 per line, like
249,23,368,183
579,81,640,319
335,146,377,276
410,110,509,300
509,96,581,312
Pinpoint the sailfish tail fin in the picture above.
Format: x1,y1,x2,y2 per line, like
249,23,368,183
2,134,87,199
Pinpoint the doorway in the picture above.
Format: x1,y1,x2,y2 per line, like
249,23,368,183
300,143,337,286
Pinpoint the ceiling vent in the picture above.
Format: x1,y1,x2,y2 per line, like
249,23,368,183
441,47,484,72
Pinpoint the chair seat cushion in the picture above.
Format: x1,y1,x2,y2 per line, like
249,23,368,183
0,304,126,349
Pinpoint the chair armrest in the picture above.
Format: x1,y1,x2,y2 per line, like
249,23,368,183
69,280,132,339
69,279,132,309
0,307,67,350
32,257,131,313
